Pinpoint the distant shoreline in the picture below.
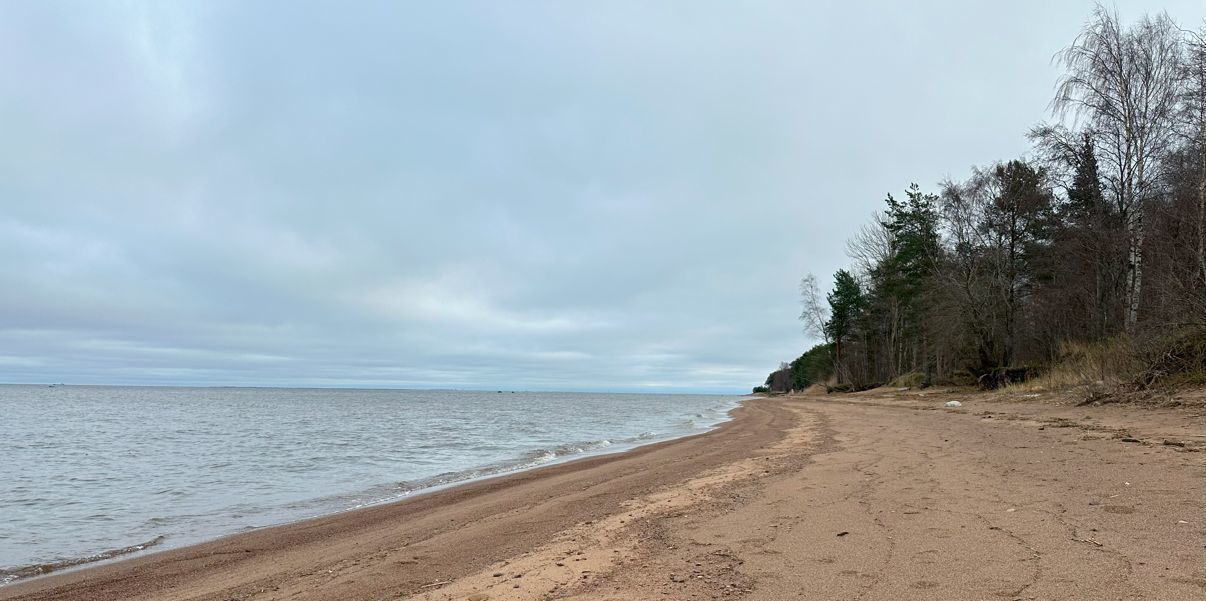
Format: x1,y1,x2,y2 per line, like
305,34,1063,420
0,382,746,395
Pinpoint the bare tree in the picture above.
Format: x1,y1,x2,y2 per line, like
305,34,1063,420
938,175,1002,371
1048,6,1183,333
936,161,1053,370
1178,23,1206,285
845,214,893,280
798,274,829,343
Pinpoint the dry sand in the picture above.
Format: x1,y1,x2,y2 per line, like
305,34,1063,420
3,389,1203,601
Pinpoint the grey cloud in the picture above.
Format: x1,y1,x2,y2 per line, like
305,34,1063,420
2,1,1202,392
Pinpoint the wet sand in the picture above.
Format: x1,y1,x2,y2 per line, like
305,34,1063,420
3,390,1203,600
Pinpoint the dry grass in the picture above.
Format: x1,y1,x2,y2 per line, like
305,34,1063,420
1006,337,1139,393
886,372,925,388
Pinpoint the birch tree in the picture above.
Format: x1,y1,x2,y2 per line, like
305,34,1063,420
1047,6,1183,333
798,273,829,344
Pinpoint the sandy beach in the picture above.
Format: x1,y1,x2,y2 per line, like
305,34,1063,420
3,390,1203,601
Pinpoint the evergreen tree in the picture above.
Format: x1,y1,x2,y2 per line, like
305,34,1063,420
1064,133,1110,227
825,269,864,374
788,344,833,390
870,184,942,377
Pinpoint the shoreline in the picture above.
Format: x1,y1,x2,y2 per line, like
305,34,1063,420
0,389,745,587
1,399,781,601
4,390,1202,600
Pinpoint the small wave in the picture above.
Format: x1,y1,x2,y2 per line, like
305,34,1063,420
370,438,627,499
519,439,614,463
0,535,166,585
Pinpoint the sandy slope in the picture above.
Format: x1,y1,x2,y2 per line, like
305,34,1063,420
3,390,1203,601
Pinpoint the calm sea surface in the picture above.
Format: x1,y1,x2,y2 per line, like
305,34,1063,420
0,385,743,582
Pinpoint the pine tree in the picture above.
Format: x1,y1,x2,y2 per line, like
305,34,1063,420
825,269,864,376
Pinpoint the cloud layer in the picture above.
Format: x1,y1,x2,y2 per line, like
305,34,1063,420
2,1,1199,391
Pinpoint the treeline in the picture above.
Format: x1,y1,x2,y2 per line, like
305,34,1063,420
761,7,1205,394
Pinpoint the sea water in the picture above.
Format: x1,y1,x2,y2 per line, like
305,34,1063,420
0,385,743,582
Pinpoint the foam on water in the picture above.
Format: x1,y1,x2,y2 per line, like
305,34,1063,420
0,385,745,583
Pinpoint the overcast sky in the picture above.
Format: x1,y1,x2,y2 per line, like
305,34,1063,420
1,1,1201,392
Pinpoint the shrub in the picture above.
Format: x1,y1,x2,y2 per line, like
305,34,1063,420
1136,327,1206,389
887,372,924,388
935,369,979,387
977,366,1037,390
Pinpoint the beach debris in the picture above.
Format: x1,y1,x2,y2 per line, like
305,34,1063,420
836,531,849,537
420,580,452,588
1162,439,1186,447
1178,520,1189,524
1006,508,1017,512
944,401,962,408
1120,437,1141,443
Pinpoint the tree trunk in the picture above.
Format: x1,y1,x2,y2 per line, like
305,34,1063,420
1198,155,1205,286
833,337,843,385
1124,208,1145,334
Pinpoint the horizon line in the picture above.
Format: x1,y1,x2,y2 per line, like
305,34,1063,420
0,381,747,396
